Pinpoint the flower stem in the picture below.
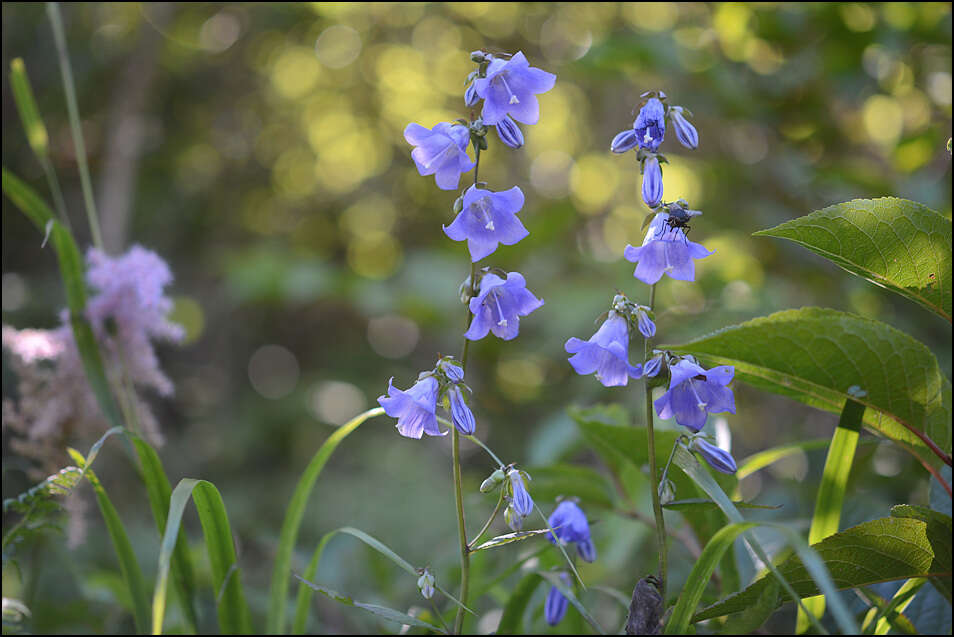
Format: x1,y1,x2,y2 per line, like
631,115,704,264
451,145,482,635
643,283,667,596
467,490,505,550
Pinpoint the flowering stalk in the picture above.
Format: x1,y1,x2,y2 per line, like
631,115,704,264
642,284,668,595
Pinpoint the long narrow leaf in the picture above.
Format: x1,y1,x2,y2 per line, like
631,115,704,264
735,439,831,480
497,573,542,634
153,479,252,635
797,397,865,632
266,407,384,634
665,522,759,634
67,448,150,634
860,578,924,635
673,446,858,634
9,59,49,158
293,575,445,633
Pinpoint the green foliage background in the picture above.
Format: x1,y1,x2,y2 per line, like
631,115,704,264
2,3,951,633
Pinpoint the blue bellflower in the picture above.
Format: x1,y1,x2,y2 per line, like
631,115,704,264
494,116,524,149
508,469,534,517
611,128,639,153
623,213,714,285
443,185,529,262
547,500,597,562
447,385,475,435
654,359,736,432
544,573,572,626
669,106,698,150
691,437,737,474
635,306,656,338
404,122,476,190
565,312,642,387
641,156,663,208
378,376,445,439
465,272,543,341
474,51,556,125
635,97,666,151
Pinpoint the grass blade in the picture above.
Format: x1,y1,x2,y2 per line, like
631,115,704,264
735,439,831,480
266,407,383,634
67,447,150,634
153,479,252,635
797,397,865,632
497,573,542,634
665,522,759,634
9,58,49,158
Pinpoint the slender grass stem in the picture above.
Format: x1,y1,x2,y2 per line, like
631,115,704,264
467,490,505,550
47,2,104,251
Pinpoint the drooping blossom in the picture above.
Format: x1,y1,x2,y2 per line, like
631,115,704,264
378,375,445,439
474,51,556,126
690,437,737,474
565,312,642,387
443,185,528,262
654,359,735,432
447,385,475,435
623,212,714,285
635,306,656,339
404,122,475,190
544,573,572,626
634,96,666,151
508,468,534,517
611,128,639,154
641,156,663,208
669,106,698,150
464,271,543,341
547,500,597,562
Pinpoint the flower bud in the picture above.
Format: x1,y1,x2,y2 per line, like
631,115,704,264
691,437,737,474
643,354,663,378
453,196,464,214
577,537,597,563
417,568,435,599
544,573,572,626
669,106,699,150
494,117,524,149
641,156,663,208
448,385,476,435
465,82,480,107
658,478,676,505
635,307,656,339
610,129,639,153
507,469,534,517
440,358,464,383
504,503,522,531
470,50,488,63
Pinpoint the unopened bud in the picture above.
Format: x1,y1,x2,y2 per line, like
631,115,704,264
504,504,522,532
417,568,435,599
480,468,506,493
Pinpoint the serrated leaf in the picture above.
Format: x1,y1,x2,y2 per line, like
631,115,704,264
693,515,953,622
754,197,952,321
890,504,953,602
292,576,444,633
668,307,953,472
471,528,554,552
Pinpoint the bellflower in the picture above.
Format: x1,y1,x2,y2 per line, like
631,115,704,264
641,156,663,208
635,306,656,339
643,352,664,378
494,116,524,149
565,312,642,387
378,375,445,439
623,213,714,285
447,385,476,435
464,82,480,107
404,122,475,190
465,271,543,341
635,97,666,151
508,468,534,517
474,51,556,125
544,573,572,626
547,500,597,562
443,185,529,262
611,128,639,153
654,359,735,432
691,437,738,474
669,106,699,150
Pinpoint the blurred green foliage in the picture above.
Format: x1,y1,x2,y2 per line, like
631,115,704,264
2,3,951,634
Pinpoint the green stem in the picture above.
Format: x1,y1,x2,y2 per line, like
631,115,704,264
643,283,667,596
39,156,71,231
47,2,104,251
468,490,505,550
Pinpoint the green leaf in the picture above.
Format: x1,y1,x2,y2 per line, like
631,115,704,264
719,579,779,635
889,504,953,602
797,397,865,633
736,439,832,480
665,522,760,634
266,407,384,634
9,59,49,158
497,573,543,634
292,576,445,633
662,498,780,512
754,197,952,321
537,570,605,634
693,514,953,623
67,448,150,634
292,532,334,635
471,528,555,552
667,307,953,472
860,578,923,635
153,479,252,635
674,446,857,633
